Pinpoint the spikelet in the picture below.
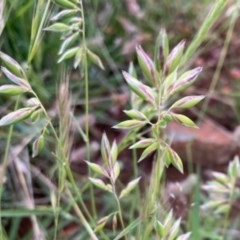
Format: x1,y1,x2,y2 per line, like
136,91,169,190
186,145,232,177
56,70,73,191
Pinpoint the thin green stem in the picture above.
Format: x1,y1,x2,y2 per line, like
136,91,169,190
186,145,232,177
79,0,89,145
79,0,97,219
199,8,237,121
221,179,237,240
131,146,141,238
181,0,227,69
66,187,98,240
142,146,164,240
53,141,66,240
65,163,93,222
152,147,164,202
114,193,125,231
0,98,20,240
110,178,125,231
141,59,165,239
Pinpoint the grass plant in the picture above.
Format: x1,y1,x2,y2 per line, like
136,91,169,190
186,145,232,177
0,0,239,239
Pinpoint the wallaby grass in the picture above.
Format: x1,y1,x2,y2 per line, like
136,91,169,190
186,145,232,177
0,0,240,239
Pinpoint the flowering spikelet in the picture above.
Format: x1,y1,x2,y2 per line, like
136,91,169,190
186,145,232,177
57,71,73,192
58,73,72,162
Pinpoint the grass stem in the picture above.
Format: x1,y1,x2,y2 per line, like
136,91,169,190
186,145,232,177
0,98,19,240
80,0,97,219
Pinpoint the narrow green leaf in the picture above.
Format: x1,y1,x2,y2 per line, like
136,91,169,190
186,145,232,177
181,0,227,67
44,22,70,32
87,49,104,70
123,71,155,104
28,0,51,63
113,218,141,240
0,107,35,127
170,95,205,109
0,207,54,217
119,177,141,199
30,0,45,47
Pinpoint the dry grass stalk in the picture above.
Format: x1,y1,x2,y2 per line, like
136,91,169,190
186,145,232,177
58,74,73,162
9,147,45,240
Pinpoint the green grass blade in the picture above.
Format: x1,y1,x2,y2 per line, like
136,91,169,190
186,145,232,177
113,218,141,240
181,0,227,67
28,0,51,63
0,207,54,217
188,167,201,240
